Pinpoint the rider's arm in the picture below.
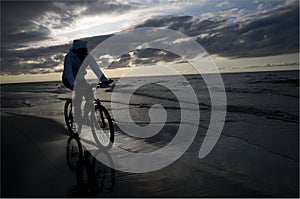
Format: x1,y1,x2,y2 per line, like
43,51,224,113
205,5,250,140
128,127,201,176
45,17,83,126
85,54,108,82
63,54,75,88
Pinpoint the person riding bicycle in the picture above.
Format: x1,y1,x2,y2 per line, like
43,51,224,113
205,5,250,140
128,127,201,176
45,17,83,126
62,39,113,126
62,39,113,90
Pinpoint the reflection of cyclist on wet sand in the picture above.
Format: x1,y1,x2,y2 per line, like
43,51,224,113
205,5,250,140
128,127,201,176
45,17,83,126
62,40,113,125
66,135,115,196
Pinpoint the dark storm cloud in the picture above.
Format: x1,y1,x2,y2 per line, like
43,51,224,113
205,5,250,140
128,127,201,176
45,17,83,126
1,0,136,75
81,0,132,16
1,1,135,49
1,1,52,48
205,0,299,57
136,1,299,58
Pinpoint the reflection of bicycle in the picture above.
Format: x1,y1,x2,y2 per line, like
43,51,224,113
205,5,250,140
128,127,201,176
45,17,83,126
64,86,114,149
66,135,115,196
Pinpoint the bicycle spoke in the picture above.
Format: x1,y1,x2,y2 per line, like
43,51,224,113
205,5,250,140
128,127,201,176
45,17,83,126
93,105,114,148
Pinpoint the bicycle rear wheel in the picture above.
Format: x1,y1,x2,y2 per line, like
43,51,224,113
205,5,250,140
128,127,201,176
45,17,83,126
64,99,81,134
92,105,114,149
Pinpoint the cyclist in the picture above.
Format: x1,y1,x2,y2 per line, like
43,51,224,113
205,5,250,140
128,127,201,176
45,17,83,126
62,39,113,125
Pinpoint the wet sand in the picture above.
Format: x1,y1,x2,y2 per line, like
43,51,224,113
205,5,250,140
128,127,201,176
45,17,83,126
1,111,298,197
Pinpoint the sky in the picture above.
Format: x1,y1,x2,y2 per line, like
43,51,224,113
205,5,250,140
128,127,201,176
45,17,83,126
1,0,299,83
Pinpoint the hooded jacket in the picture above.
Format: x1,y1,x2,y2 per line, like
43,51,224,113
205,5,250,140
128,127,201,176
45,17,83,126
62,48,107,88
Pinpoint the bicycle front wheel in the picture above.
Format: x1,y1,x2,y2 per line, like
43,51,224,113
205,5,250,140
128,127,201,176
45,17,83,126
92,105,114,149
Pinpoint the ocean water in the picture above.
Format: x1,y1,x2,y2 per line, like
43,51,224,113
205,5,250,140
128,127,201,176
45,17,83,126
2,70,298,117
1,81,69,108
1,70,298,130
1,70,299,197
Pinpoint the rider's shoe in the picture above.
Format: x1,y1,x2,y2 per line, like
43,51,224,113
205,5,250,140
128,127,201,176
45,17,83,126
98,79,114,88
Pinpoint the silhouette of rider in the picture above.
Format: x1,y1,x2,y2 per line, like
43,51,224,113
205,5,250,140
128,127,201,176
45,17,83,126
62,40,113,125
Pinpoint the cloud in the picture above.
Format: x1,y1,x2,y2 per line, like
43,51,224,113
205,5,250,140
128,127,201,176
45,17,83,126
257,4,263,11
1,0,137,75
200,8,245,21
1,1,136,50
0,31,118,75
244,61,299,69
1,1,53,49
107,49,182,68
135,1,299,58
216,1,231,8
81,0,133,16
1,43,69,75
1,0,299,75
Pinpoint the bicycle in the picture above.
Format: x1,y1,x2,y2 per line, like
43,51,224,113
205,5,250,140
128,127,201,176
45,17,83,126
64,85,114,149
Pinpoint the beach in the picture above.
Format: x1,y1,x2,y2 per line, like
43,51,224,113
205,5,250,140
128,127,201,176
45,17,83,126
1,70,299,197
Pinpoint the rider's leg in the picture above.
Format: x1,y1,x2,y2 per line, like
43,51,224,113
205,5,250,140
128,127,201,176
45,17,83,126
73,90,83,125
100,74,108,82
82,80,94,124
62,78,73,90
